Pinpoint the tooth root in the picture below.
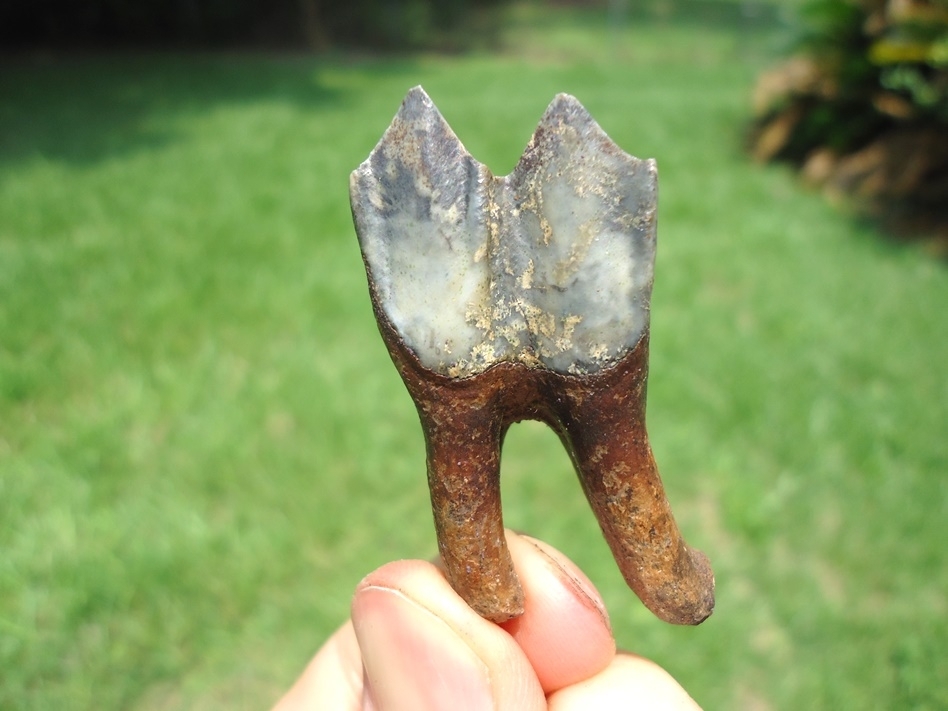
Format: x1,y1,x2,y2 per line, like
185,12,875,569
415,372,524,623
553,337,715,625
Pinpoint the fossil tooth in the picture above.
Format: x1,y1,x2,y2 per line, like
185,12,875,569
350,86,714,625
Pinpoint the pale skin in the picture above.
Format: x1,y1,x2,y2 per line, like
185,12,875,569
272,531,703,711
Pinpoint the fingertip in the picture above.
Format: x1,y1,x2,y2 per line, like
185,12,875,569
500,532,615,694
353,584,495,711
548,653,703,710
517,534,611,633
356,559,438,598
352,558,546,711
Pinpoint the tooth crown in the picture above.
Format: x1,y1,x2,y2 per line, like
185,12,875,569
350,86,657,378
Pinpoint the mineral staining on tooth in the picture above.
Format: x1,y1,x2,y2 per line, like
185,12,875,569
350,86,657,378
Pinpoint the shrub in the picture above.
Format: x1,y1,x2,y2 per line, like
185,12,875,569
750,0,948,228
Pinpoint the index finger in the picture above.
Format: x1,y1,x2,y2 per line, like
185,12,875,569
500,532,616,694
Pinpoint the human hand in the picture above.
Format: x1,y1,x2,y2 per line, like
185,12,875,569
272,530,702,710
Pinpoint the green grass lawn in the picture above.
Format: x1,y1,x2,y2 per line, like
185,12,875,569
2,7,946,710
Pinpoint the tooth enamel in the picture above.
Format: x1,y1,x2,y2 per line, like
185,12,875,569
351,86,657,378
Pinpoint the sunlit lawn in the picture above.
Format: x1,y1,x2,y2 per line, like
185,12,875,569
1,7,946,709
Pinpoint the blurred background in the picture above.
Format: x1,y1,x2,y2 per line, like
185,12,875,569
1,0,946,708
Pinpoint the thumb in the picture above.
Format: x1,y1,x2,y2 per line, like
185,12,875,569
270,620,363,711
353,560,546,711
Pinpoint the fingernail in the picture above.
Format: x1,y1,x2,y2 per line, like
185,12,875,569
522,535,611,631
354,585,495,711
